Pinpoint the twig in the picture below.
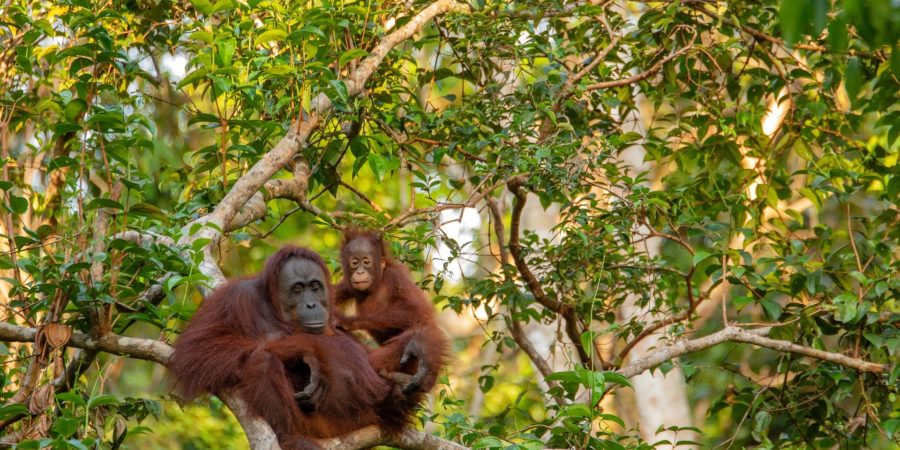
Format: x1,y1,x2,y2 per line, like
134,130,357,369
339,180,383,212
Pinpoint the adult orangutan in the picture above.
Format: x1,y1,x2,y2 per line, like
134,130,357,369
334,229,449,398
168,246,422,450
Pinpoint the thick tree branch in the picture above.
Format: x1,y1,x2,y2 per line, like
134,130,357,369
318,426,468,450
227,161,312,231
0,322,172,365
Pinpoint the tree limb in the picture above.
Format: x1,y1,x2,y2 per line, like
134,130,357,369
318,426,468,450
618,326,890,378
486,197,565,404
585,44,693,91
0,322,172,365
507,177,593,367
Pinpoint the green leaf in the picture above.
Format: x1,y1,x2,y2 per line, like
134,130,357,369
598,413,626,427
828,13,848,53
339,48,368,66
545,370,580,383
885,418,900,438
472,436,503,449
217,38,236,66
265,65,294,77
692,250,712,266
733,295,754,311
780,0,808,45
330,79,348,102
85,198,124,210
9,195,28,214
579,331,596,361
190,0,214,15
811,0,828,36
368,153,388,182
177,68,208,89
188,31,214,44
87,395,119,409
350,136,369,158
761,297,782,320
844,57,863,99
64,99,87,122
832,292,858,322
888,175,900,199
0,403,28,420
255,29,287,46
210,0,236,13
559,403,592,418
601,371,632,388
55,392,86,406
891,45,900,79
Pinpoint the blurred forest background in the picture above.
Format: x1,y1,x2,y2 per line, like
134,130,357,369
0,0,898,449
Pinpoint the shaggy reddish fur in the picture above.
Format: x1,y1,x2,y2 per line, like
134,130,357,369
334,229,450,399
169,246,412,450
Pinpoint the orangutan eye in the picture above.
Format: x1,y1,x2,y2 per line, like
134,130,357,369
362,258,371,267
292,283,303,293
350,259,359,268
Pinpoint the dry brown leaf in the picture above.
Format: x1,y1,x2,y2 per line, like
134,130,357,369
28,384,55,415
22,414,51,439
44,323,72,349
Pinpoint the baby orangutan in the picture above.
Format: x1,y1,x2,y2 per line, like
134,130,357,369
334,229,449,397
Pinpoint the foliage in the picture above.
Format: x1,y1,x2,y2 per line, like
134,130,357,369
0,0,898,449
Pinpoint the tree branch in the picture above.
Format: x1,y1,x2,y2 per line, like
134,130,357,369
686,1,884,59
613,268,699,366
486,197,565,404
618,326,889,379
0,322,172,365
585,44,693,91
507,178,592,367
318,425,468,450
